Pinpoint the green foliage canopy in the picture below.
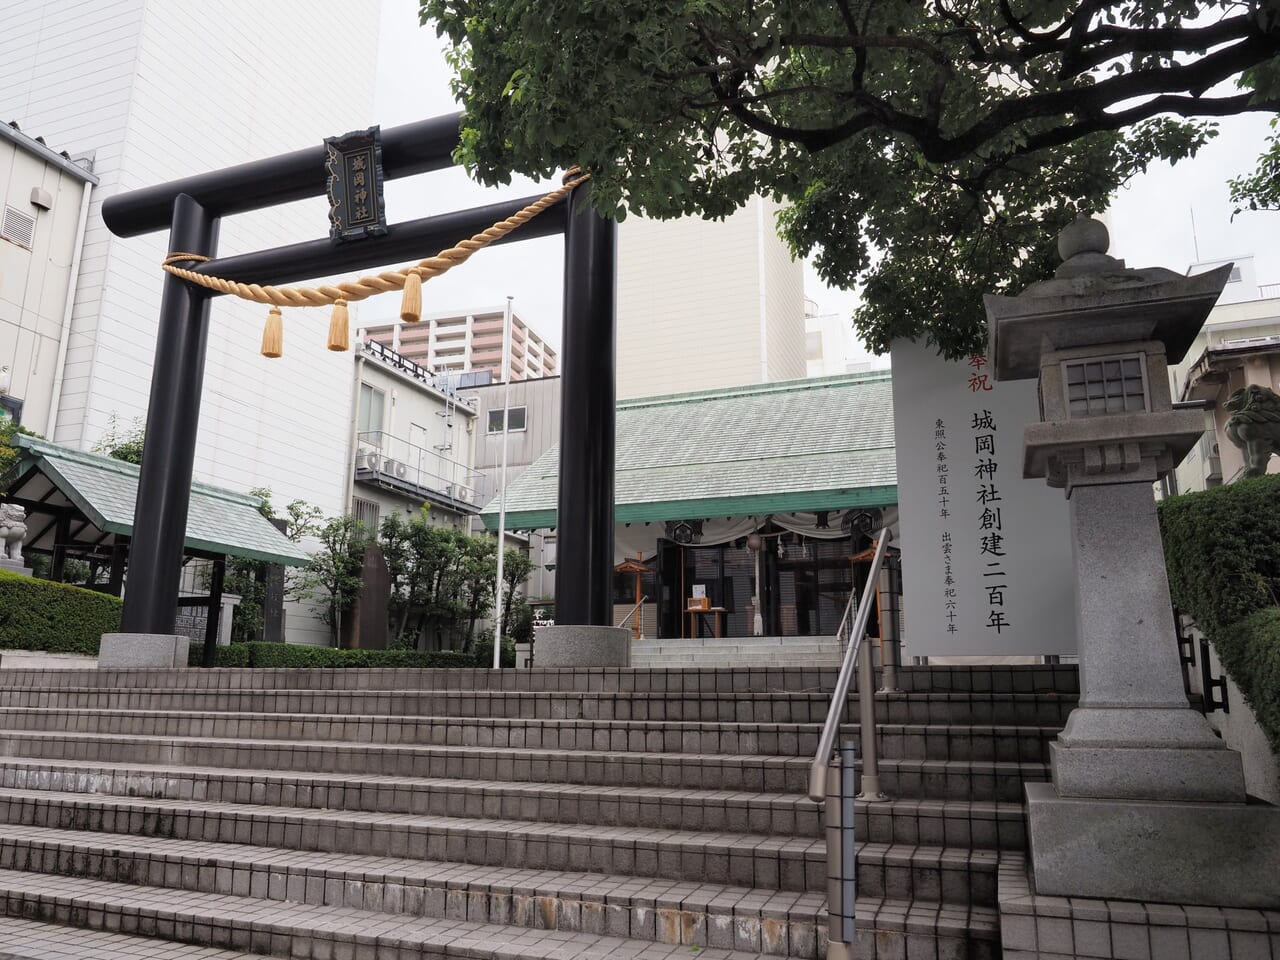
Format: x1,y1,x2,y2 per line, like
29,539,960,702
424,0,1280,356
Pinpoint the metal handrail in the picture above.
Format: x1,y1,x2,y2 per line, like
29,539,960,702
616,596,648,630
808,529,891,802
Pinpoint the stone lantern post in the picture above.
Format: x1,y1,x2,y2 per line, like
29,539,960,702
986,217,1279,908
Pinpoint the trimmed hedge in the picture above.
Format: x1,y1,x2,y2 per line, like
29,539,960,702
0,570,121,655
1159,474,1280,637
1214,610,1280,755
1158,474,1280,754
188,642,480,669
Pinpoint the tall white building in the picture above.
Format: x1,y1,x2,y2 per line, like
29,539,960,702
0,1,381,514
0,0,383,643
0,120,96,431
616,196,805,399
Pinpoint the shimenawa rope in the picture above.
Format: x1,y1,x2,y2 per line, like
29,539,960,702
160,170,590,355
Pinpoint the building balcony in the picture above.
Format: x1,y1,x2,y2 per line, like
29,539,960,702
354,431,488,512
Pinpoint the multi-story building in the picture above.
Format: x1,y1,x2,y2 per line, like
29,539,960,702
616,196,805,399
364,306,557,382
346,337,486,535
1169,256,1280,493
0,121,96,431
0,0,382,644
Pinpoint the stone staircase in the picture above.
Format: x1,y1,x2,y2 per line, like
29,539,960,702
0,663,1077,959
629,635,845,668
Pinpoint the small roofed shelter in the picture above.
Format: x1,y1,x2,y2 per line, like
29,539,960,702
481,371,900,639
2,437,308,627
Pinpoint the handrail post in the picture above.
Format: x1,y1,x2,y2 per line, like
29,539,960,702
879,635,900,694
825,740,858,960
856,639,887,801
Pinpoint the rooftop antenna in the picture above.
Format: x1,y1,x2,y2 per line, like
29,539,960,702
1189,204,1201,262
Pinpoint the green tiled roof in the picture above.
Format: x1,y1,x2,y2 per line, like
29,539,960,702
10,436,310,566
481,371,897,530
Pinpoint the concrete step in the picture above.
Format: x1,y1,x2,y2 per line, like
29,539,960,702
0,915,262,959
0,708,1059,760
0,785,826,892
0,663,1080,694
0,687,1078,724
0,869,780,960
0,757,1030,847
0,730,1050,798
0,814,999,912
0,869,1001,959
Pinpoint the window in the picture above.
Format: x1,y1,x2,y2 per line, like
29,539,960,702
1064,356,1146,417
358,383,384,434
351,497,380,532
487,406,527,433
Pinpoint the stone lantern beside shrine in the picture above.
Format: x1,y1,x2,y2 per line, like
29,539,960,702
986,216,1279,907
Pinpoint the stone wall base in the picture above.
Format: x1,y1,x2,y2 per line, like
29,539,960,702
1025,782,1280,908
999,851,1280,959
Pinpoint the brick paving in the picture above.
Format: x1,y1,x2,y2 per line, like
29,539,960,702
0,664,1079,958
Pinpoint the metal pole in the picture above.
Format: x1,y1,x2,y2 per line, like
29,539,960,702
554,183,617,625
824,740,858,960
491,297,513,668
121,194,219,635
857,639,887,800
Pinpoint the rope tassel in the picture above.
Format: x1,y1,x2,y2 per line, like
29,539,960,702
400,269,422,323
327,299,349,352
261,307,283,358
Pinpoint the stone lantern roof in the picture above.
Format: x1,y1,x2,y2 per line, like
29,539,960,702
986,216,1233,381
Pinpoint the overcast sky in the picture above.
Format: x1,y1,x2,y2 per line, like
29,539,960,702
375,3,1280,358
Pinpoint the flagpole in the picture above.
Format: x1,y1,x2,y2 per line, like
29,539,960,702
492,296,514,668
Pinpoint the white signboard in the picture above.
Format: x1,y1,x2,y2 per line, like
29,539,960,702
891,339,1077,657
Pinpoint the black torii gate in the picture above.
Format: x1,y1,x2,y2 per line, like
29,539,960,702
101,113,616,636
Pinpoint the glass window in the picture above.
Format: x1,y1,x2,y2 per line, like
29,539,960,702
358,383,384,435
1064,356,1146,417
487,406,527,433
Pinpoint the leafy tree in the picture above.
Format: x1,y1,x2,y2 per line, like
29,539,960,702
93,414,145,465
424,1,1280,356
499,546,534,640
220,488,321,642
291,515,370,645
0,419,40,475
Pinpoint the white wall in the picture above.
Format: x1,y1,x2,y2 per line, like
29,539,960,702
615,196,804,399
0,134,92,430
0,0,381,511
0,0,383,644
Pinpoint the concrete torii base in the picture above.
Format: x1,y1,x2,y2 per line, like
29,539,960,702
97,633,188,668
533,625,630,667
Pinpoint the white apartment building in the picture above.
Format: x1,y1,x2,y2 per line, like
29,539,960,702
0,120,96,431
347,337,485,534
0,0,382,643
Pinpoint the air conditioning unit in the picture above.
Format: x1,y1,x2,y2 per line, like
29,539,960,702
379,458,408,479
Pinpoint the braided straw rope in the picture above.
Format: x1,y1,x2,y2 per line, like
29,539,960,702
161,171,590,307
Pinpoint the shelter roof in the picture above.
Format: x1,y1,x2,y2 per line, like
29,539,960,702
480,371,897,531
4,436,309,566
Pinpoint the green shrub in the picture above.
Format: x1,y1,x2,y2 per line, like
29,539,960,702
1214,609,1280,755
1159,475,1280,753
0,570,121,654
1158,475,1280,636
471,634,517,668
190,642,479,669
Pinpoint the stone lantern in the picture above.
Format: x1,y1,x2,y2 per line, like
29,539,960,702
986,217,1279,907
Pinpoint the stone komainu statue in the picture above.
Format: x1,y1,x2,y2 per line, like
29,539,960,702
0,503,25,562
1225,383,1280,478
